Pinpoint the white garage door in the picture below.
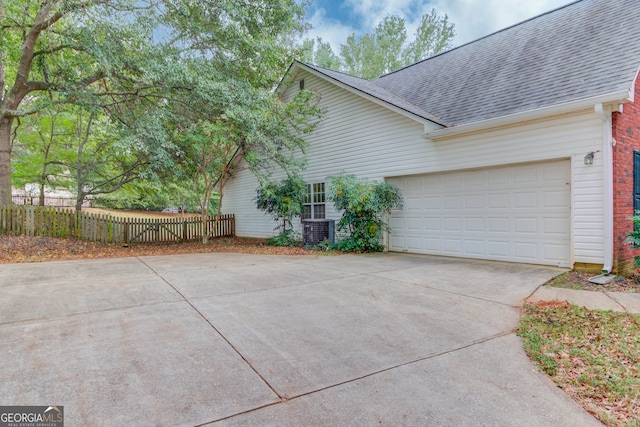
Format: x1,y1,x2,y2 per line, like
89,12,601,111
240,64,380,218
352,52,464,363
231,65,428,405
387,160,571,266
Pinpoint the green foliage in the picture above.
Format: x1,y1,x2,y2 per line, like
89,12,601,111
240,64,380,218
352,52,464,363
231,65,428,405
625,213,640,269
265,230,302,247
626,213,640,247
257,175,307,233
300,37,341,69
402,9,456,64
302,9,455,78
0,0,318,204
2,0,321,211
94,178,212,213
327,174,403,252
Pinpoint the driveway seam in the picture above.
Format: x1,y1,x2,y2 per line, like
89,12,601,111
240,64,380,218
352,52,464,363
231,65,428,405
604,292,630,313
136,257,285,400
0,299,183,327
181,271,371,300
199,330,515,426
366,273,522,309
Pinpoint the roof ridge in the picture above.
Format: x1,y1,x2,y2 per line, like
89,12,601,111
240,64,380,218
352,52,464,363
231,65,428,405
297,60,370,81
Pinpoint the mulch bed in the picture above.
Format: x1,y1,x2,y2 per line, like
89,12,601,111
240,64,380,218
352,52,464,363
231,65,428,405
546,271,640,293
0,235,321,264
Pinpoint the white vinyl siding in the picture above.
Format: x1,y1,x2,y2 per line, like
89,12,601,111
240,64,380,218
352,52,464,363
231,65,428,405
223,69,606,266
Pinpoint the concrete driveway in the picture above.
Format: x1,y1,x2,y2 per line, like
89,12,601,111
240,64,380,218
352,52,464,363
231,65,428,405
0,253,601,426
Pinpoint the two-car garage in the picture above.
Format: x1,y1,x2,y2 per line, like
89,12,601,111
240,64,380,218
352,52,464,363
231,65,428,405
387,160,571,266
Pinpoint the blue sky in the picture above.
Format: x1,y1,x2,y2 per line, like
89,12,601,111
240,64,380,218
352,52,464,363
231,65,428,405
304,0,575,52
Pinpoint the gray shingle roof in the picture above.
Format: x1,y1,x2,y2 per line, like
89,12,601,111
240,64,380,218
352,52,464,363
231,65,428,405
303,0,640,127
298,62,446,124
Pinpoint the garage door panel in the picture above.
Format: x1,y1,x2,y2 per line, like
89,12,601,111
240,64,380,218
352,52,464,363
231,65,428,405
488,217,509,233
424,197,440,209
389,217,404,229
514,242,538,260
487,241,510,257
542,163,569,181
390,237,405,250
488,194,510,208
407,237,422,250
407,217,421,230
388,160,570,266
514,217,537,233
465,240,484,255
488,169,509,185
544,217,568,234
465,218,484,232
444,217,462,231
444,174,462,189
514,192,537,208
444,196,462,209
443,239,462,253
544,243,570,261
406,197,422,210
465,195,484,209
425,238,440,250
425,218,441,231
544,191,570,208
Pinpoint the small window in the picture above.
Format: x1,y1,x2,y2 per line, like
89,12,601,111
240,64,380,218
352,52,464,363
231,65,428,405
299,79,305,90
302,182,325,219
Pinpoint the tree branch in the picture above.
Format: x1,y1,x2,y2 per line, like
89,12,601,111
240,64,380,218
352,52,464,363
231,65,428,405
4,108,41,118
34,44,86,57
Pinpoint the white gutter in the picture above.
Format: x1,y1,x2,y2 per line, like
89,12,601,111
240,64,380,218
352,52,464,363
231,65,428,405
422,90,633,141
595,103,614,274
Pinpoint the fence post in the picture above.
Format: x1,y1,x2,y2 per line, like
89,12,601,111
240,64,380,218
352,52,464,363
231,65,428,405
123,219,129,245
231,214,235,237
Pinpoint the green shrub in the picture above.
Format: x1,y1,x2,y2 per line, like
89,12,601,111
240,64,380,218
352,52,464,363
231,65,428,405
625,212,640,269
327,174,403,252
256,175,306,233
265,230,301,247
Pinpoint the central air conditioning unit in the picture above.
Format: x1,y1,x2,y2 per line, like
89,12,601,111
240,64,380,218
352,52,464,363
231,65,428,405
302,219,335,246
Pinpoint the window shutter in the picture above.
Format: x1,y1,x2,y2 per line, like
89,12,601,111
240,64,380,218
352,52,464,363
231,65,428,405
634,151,640,215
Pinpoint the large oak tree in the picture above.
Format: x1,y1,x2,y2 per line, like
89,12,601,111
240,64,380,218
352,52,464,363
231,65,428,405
0,0,314,207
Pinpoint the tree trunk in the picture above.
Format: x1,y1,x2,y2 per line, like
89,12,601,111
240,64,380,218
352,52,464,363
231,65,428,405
0,117,14,206
75,197,84,214
39,183,45,206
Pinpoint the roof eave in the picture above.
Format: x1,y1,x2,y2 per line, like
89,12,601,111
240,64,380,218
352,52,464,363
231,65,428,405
422,90,633,141
274,61,300,97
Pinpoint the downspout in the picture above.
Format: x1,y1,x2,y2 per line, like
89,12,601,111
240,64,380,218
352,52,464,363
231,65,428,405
595,103,614,274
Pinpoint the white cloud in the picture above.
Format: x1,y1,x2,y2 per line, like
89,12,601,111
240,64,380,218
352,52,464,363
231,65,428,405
430,0,573,45
304,0,574,54
305,8,357,53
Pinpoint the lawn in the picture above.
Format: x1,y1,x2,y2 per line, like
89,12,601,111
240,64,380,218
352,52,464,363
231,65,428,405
519,302,640,427
82,207,198,219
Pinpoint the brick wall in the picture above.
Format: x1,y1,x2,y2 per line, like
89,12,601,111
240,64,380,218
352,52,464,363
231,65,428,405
612,74,640,271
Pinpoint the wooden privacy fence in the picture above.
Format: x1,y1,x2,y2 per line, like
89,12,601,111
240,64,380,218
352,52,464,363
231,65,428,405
0,206,235,244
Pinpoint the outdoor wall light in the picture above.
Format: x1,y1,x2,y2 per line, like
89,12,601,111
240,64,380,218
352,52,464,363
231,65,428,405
584,152,594,165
